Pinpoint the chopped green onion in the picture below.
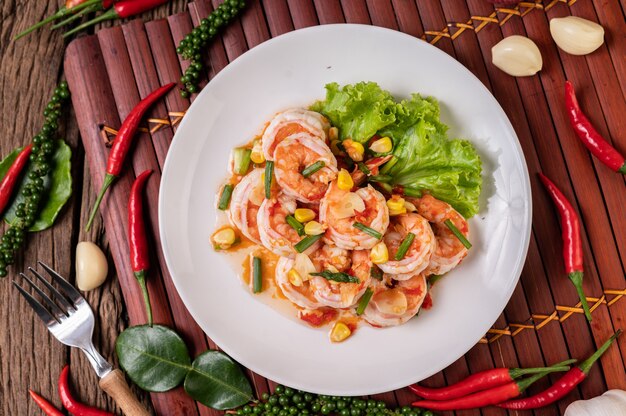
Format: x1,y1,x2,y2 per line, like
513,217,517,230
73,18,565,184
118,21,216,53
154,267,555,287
368,175,392,183
294,234,323,253
394,232,415,261
445,219,472,249
217,184,233,210
286,215,305,236
379,156,397,175
353,222,382,240
428,274,444,286
301,161,326,178
356,288,373,315
310,270,359,283
357,162,371,175
264,161,274,199
233,147,252,175
376,182,393,194
252,256,262,293
403,187,421,197
370,266,383,280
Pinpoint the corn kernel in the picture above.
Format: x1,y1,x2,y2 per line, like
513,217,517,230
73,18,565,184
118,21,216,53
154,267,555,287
212,227,236,249
329,126,339,141
304,220,325,236
387,196,407,216
343,139,365,162
370,136,392,153
250,140,265,164
337,169,354,191
330,322,352,343
288,268,303,287
370,241,389,264
294,208,316,223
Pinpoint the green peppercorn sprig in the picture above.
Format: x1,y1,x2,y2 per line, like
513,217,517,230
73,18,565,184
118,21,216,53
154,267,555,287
231,384,437,416
176,0,247,98
0,82,70,277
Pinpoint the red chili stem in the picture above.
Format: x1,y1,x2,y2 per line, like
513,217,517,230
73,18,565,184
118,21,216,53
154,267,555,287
29,390,64,416
498,330,621,409
14,0,103,40
538,173,592,322
0,144,32,216
129,170,153,326
408,359,576,401
565,81,626,174
58,366,114,416
85,82,175,232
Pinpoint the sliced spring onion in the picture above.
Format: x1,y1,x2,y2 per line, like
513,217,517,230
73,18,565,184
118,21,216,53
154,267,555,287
353,222,382,240
357,162,371,175
376,182,393,194
252,256,262,293
356,288,374,315
368,174,392,183
233,147,252,175
403,187,421,197
310,270,359,283
378,155,398,175
394,232,416,261
217,184,233,210
428,274,444,287
286,215,305,236
445,219,472,249
264,161,274,199
370,266,383,280
294,234,323,253
301,161,326,178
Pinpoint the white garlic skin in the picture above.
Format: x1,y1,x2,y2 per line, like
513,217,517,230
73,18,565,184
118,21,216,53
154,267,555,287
565,390,626,415
76,241,108,291
492,35,543,77
550,16,604,56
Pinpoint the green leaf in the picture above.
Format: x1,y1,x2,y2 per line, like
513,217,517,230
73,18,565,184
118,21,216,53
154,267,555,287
116,325,191,392
184,350,253,410
0,140,72,231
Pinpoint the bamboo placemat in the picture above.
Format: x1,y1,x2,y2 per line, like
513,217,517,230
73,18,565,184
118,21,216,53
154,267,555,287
64,1,626,415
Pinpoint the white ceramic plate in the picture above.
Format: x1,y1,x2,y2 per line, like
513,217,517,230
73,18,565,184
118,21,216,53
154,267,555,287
159,24,531,396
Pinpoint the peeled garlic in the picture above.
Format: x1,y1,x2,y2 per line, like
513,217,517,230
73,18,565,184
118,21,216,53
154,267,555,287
331,192,365,219
373,289,408,316
293,253,316,281
550,16,604,56
492,35,542,77
565,390,626,416
76,241,108,291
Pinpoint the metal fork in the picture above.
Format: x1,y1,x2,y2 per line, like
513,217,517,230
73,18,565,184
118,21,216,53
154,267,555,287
14,261,150,416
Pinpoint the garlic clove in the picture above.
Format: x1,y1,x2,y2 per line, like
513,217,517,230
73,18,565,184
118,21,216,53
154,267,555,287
550,16,604,56
331,192,366,219
373,289,408,316
492,35,543,77
293,253,316,281
75,241,108,291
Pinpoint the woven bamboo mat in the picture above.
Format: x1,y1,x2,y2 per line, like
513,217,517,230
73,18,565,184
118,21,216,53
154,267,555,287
63,0,626,415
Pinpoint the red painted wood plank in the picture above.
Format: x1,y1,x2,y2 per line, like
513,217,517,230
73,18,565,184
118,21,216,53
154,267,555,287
190,0,231,79
340,0,371,24
262,0,295,36
211,0,249,61
288,0,319,28
589,0,626,97
365,0,398,29
313,0,345,24
390,0,423,38
240,0,272,48
414,0,455,57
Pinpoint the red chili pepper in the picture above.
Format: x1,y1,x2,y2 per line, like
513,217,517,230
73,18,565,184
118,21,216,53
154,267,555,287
539,173,592,322
85,82,175,232
58,366,114,416
63,0,170,37
498,330,621,409
129,170,153,325
408,359,576,401
29,390,64,416
0,144,32,215
565,81,626,174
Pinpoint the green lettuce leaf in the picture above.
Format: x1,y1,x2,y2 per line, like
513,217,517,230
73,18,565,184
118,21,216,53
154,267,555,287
310,82,398,143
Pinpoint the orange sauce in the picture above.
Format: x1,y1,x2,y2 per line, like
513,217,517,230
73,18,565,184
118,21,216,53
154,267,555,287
240,247,279,292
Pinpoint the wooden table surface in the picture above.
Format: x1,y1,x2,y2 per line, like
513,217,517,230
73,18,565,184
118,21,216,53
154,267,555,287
1,0,625,415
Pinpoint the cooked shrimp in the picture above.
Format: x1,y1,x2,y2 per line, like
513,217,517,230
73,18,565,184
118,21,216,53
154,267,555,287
275,256,324,309
417,194,470,275
228,169,264,244
378,213,436,280
319,182,389,250
273,133,338,203
309,248,371,309
362,273,427,327
262,108,330,160
257,193,320,257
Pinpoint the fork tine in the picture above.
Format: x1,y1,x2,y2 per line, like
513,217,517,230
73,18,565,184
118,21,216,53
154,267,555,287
29,267,75,312
19,273,67,320
37,262,82,304
12,281,57,326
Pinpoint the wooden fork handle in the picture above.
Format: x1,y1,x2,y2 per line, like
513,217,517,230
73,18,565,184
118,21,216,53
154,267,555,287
100,369,151,416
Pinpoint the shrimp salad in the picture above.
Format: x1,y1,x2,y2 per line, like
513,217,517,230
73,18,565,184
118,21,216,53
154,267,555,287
213,82,482,342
